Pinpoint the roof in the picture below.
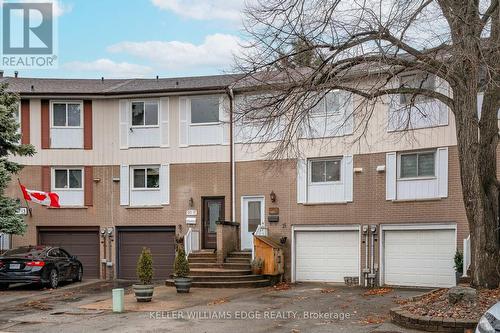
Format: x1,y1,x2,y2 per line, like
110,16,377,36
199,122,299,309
0,73,244,96
254,235,283,249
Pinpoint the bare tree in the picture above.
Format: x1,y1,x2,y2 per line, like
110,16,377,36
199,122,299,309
234,0,500,288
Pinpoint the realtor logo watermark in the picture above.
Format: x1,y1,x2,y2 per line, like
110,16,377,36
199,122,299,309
1,1,58,69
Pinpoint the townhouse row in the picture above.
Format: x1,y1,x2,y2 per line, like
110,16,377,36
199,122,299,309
2,74,482,287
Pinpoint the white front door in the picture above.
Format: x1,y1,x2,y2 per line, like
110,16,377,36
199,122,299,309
241,196,265,250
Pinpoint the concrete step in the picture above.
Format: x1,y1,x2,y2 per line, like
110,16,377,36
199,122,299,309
189,262,251,270
227,251,252,259
165,279,271,288
188,257,218,263
189,268,252,277
188,252,217,259
191,275,266,282
225,257,251,263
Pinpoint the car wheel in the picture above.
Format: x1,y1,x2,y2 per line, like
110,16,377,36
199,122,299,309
0,283,9,290
73,265,83,282
48,269,59,289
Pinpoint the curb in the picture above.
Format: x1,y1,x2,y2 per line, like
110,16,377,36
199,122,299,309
390,307,478,332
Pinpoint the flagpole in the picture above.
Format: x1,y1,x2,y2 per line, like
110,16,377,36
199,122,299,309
17,178,32,217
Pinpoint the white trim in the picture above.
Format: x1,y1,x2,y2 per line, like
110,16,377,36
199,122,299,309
129,165,160,190
291,224,361,283
378,222,457,287
50,100,84,129
130,100,160,128
51,167,84,190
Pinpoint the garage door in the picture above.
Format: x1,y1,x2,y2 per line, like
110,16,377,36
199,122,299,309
295,229,359,282
38,228,100,279
383,228,456,287
117,227,175,280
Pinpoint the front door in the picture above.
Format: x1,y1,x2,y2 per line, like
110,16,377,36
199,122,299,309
241,196,265,250
202,197,224,249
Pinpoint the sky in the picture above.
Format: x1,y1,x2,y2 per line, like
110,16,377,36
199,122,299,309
11,0,248,79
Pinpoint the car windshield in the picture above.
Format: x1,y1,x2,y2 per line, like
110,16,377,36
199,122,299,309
2,246,46,257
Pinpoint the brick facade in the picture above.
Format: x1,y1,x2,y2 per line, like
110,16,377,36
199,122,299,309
7,146,473,281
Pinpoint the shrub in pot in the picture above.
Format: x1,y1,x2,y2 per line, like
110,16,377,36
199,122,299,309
173,247,191,293
133,247,154,302
251,258,264,275
454,251,463,283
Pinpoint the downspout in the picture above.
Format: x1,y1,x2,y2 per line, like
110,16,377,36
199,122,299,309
226,87,236,222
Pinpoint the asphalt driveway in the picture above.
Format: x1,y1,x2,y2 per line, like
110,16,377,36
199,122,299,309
0,282,429,333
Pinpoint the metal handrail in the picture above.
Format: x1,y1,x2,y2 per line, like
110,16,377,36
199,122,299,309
463,235,471,277
185,228,193,259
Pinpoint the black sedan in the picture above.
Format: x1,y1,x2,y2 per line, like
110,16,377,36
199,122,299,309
0,246,83,289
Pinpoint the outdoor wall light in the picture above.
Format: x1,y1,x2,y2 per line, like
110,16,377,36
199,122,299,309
188,197,194,208
270,191,276,203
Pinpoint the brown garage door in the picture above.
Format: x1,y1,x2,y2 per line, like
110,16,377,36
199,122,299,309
117,227,175,280
38,227,100,279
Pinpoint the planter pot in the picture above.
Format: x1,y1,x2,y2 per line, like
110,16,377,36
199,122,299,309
455,271,462,284
252,267,262,275
174,277,192,293
133,284,154,302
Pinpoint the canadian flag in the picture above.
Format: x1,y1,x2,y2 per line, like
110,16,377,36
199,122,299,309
20,184,60,208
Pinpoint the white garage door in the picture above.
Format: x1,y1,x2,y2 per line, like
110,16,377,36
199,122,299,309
383,229,456,288
295,230,359,282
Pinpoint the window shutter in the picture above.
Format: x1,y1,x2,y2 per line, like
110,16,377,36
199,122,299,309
20,99,30,144
83,100,93,150
119,100,129,149
160,98,169,147
438,103,449,126
343,155,353,202
120,165,129,206
41,166,51,192
179,97,189,147
342,92,354,135
84,166,93,206
160,164,170,205
41,100,50,149
297,159,307,204
386,152,397,200
220,96,230,145
437,147,448,198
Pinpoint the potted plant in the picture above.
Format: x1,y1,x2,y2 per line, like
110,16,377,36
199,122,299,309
251,258,264,275
173,246,191,293
454,250,463,284
133,247,154,302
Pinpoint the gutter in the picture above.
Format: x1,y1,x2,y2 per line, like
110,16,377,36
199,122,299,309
225,87,236,222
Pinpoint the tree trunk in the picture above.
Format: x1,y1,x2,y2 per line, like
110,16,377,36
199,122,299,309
455,89,500,289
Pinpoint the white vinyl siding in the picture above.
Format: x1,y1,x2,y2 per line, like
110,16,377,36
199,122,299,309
51,167,84,206
298,155,353,204
386,148,448,200
50,101,84,149
294,228,359,282
382,226,456,287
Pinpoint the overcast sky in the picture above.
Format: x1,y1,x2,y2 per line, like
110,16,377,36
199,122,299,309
12,0,247,79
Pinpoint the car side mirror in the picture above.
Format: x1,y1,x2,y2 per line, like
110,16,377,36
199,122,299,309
71,255,77,260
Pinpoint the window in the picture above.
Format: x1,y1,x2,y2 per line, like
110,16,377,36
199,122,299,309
399,74,435,105
310,158,341,183
191,96,219,124
53,168,82,189
310,92,341,116
132,167,160,189
400,152,435,178
52,102,82,127
131,101,159,127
